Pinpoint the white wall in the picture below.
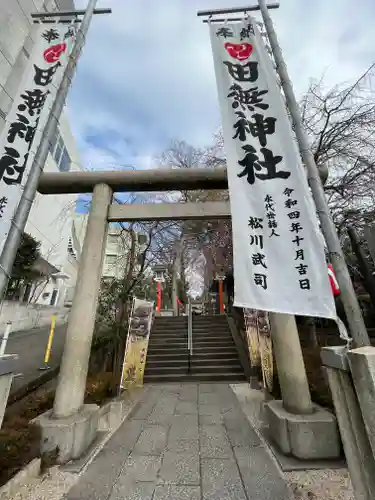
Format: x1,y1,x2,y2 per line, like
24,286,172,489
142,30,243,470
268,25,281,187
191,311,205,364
0,300,69,332
25,114,81,273
60,252,79,305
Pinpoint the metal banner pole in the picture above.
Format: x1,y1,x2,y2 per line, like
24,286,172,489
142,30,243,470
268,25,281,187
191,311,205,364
0,0,102,301
258,0,369,347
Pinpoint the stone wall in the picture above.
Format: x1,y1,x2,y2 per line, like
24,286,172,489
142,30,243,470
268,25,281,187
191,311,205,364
0,301,69,333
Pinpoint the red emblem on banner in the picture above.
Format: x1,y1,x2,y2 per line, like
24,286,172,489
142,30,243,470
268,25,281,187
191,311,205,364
43,43,67,63
224,42,253,61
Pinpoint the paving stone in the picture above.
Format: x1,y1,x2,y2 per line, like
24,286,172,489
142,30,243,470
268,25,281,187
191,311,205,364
175,400,198,415
200,413,224,425
159,451,200,485
198,393,221,405
109,481,155,500
146,413,174,428
216,384,236,397
198,404,221,415
166,438,199,454
153,485,201,500
178,389,198,402
133,424,168,455
159,383,183,393
226,424,262,448
201,457,247,500
219,399,238,412
170,413,199,425
221,406,247,424
132,401,155,420
105,420,145,453
199,424,233,458
152,399,178,415
147,411,174,426
168,415,199,441
234,446,292,499
65,383,292,500
65,447,126,500
199,383,218,393
118,454,162,482
200,423,227,438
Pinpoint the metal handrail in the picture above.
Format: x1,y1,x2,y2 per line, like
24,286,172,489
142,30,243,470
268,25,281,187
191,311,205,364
187,297,193,373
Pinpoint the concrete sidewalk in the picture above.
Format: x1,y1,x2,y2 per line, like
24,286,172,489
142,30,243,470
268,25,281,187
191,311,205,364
65,383,292,500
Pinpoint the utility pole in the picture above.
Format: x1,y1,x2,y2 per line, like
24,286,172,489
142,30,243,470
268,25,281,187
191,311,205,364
258,0,369,347
0,0,108,302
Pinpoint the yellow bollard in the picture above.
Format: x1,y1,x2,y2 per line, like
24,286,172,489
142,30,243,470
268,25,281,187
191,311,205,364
39,315,57,370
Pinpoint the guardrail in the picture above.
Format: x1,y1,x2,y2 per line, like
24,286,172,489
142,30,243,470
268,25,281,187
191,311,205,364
187,298,193,372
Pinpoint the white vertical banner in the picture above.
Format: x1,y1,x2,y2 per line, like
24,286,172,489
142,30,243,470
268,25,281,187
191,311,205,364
0,24,77,254
209,20,335,318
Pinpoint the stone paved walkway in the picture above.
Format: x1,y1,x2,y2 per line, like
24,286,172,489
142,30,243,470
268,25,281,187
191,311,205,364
65,383,292,500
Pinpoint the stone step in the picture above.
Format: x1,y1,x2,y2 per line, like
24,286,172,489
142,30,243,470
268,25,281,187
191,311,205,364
152,324,229,330
149,335,233,343
146,313,244,382
146,350,239,361
148,341,235,350
145,357,240,367
151,329,231,335
146,346,238,355
148,335,233,346
145,364,243,375
144,372,246,383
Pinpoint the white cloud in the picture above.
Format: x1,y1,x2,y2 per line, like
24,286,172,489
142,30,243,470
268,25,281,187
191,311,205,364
68,0,374,170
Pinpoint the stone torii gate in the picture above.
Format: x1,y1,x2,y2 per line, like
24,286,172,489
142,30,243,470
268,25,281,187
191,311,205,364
36,167,231,462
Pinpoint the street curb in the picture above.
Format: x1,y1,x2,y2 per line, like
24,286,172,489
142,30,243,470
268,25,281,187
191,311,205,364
229,383,290,478
7,367,59,406
0,458,41,499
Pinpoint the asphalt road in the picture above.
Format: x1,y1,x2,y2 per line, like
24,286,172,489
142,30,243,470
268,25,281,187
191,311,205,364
4,323,67,394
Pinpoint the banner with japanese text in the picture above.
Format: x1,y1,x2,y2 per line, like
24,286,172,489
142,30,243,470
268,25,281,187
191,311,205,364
121,298,154,389
209,20,335,318
244,308,273,391
0,24,77,255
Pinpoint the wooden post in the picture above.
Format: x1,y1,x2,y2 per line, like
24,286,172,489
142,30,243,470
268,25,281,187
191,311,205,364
157,282,162,312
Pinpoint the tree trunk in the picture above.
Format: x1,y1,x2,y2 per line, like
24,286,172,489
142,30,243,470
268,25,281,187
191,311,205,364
305,317,319,349
348,226,375,310
172,237,184,315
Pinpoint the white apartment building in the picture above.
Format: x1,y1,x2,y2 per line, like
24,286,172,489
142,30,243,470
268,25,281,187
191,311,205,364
72,214,147,284
0,0,82,307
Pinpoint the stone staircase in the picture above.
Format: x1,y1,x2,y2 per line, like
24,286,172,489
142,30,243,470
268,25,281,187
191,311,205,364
144,315,246,383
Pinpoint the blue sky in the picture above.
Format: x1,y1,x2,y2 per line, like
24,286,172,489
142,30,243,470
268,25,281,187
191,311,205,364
69,0,374,212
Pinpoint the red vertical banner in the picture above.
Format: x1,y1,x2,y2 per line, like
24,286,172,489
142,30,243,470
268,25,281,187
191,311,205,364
157,282,162,312
218,279,224,313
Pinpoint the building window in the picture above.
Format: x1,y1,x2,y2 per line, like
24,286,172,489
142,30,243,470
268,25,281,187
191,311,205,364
105,255,117,267
50,289,58,306
49,129,71,172
107,235,119,248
